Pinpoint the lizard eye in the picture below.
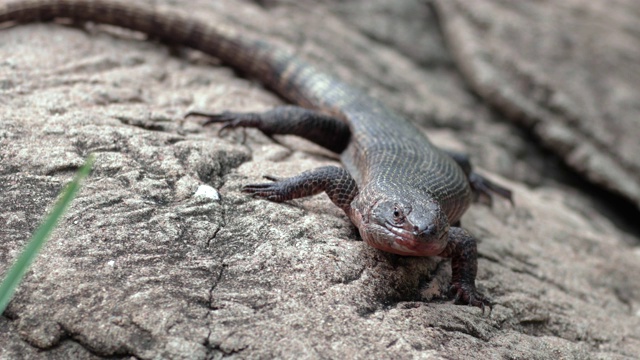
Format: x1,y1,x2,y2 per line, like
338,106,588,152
392,206,404,223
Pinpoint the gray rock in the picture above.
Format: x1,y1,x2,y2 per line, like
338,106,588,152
1,0,639,359
433,0,640,210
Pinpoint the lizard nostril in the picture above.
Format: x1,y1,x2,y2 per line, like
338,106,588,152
414,224,437,236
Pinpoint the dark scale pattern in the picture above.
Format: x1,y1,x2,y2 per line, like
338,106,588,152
0,0,512,311
242,166,358,214
341,99,474,225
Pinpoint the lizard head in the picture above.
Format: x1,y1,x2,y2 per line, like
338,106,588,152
354,196,450,256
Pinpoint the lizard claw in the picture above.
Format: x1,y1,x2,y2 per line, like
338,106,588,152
242,179,288,202
449,281,493,315
185,110,256,136
184,110,240,124
262,175,282,182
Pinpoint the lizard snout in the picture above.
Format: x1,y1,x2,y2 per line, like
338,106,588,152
412,223,437,237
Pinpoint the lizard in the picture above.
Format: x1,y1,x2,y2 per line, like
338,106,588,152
0,0,512,311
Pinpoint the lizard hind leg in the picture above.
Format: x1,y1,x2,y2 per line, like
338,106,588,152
443,150,513,206
185,106,351,154
468,172,513,207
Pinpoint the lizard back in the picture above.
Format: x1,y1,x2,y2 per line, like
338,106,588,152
339,96,472,224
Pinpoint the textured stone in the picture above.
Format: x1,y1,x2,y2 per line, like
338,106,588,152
1,1,639,359
433,0,640,210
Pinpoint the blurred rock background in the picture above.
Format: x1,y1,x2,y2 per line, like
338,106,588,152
0,1,638,358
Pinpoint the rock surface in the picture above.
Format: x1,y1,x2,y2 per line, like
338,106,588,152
433,0,640,211
1,0,639,359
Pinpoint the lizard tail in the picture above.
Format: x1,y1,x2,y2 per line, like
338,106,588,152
0,0,356,112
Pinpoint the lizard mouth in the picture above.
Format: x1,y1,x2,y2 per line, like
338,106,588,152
386,226,414,241
384,224,448,255
359,222,448,256
385,222,447,240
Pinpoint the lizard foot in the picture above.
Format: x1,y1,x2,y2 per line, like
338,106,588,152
449,281,493,315
242,175,290,202
469,172,513,207
185,111,257,137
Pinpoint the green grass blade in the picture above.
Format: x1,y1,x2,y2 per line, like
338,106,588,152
0,154,95,314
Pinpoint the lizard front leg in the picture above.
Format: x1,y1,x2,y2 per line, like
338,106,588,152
438,227,492,313
243,165,358,214
189,107,357,211
186,106,350,153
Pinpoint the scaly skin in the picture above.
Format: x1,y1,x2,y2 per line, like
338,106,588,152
1,0,513,311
